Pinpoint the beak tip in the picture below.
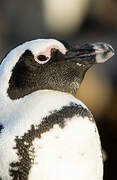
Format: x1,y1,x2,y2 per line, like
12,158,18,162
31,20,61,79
92,42,115,63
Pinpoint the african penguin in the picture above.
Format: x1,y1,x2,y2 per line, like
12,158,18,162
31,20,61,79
0,39,114,180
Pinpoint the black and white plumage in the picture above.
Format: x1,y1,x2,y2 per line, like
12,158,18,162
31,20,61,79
0,39,114,180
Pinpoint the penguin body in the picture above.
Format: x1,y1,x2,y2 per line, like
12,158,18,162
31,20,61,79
0,39,114,180
0,90,103,180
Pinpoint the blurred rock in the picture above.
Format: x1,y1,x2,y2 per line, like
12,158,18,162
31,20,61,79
76,67,113,118
43,0,91,36
105,87,117,129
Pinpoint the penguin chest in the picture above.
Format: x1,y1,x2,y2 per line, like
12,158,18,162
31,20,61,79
0,92,103,180
29,116,103,180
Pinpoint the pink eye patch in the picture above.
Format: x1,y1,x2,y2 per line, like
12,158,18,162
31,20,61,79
35,45,60,64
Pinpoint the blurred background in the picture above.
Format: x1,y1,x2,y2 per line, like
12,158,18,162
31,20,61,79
0,0,117,179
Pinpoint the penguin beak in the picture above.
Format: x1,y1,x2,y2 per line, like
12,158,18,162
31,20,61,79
65,42,114,65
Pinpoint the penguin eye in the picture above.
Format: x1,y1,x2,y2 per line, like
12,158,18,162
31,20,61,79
37,55,49,61
35,55,50,64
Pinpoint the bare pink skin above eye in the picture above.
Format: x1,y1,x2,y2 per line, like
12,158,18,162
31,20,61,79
35,45,60,64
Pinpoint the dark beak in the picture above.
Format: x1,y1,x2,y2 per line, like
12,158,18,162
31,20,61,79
65,42,114,66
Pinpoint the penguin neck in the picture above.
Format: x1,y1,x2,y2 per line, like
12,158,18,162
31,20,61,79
0,90,84,125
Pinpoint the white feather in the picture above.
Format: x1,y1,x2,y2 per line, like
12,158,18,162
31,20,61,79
29,116,103,180
0,90,97,179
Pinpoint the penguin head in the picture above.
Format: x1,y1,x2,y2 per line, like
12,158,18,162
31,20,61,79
0,39,114,100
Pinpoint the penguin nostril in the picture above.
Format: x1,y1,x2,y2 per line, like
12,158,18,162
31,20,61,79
37,55,49,61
